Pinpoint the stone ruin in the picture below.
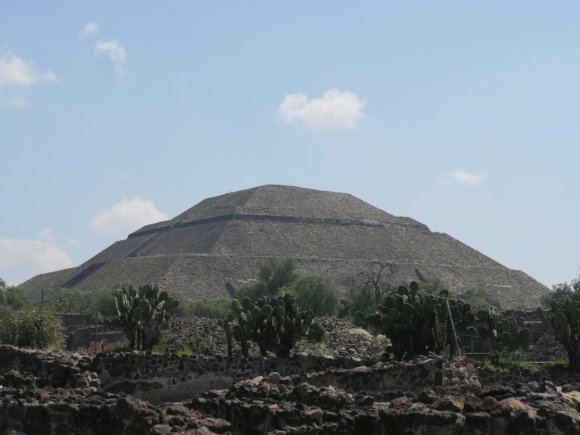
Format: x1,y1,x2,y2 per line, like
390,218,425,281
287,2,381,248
2,343,580,434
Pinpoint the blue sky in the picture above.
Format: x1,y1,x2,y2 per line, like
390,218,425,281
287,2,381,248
1,1,579,288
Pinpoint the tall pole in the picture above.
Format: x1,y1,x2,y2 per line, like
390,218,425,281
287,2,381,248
95,308,99,352
445,297,461,357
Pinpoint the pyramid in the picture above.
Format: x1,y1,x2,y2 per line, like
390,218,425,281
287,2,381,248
20,185,549,308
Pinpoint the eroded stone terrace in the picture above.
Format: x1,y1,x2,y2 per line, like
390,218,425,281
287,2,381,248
2,344,580,434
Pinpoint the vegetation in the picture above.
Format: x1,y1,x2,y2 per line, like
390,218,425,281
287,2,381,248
479,307,530,359
236,258,341,316
182,298,232,319
42,287,118,319
0,284,30,315
229,293,319,358
538,288,580,369
340,286,376,327
458,288,501,311
0,307,64,349
359,281,476,360
110,284,179,351
236,258,299,300
349,261,398,306
541,271,580,307
420,279,501,311
290,276,340,316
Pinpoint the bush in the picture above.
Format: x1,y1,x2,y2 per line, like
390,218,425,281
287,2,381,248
0,285,30,315
0,308,65,349
236,258,299,300
182,299,232,318
344,286,377,327
421,279,501,311
43,288,93,314
42,287,118,320
291,276,341,316
458,288,501,311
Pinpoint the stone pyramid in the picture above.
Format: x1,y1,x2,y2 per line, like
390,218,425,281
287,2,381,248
20,185,548,308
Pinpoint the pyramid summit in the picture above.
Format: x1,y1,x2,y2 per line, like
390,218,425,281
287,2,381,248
20,185,549,308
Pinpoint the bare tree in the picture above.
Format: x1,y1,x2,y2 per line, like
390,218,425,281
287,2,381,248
349,261,399,305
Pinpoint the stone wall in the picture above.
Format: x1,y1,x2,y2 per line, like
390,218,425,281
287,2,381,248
3,345,580,434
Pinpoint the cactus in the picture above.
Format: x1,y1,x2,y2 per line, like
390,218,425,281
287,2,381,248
479,308,529,358
231,297,260,357
220,315,234,357
229,293,317,358
538,292,580,369
359,281,476,360
111,284,179,351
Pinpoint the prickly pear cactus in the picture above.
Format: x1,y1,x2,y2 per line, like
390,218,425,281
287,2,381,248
111,284,179,351
538,292,580,369
479,308,529,358
359,281,476,360
229,293,317,358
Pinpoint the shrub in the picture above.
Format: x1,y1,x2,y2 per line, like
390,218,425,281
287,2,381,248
183,298,232,318
291,276,341,316
235,258,299,300
42,287,118,320
0,285,30,315
43,288,93,314
344,286,377,327
0,307,64,349
459,288,501,311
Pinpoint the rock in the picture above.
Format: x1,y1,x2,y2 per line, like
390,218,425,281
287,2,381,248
305,407,323,422
437,396,464,412
249,376,263,386
268,372,282,385
418,389,438,404
98,368,112,385
390,396,412,409
497,397,533,414
562,391,580,410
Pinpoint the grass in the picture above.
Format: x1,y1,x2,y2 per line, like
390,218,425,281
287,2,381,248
481,357,569,372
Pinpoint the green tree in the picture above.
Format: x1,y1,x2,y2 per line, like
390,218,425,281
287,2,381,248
0,284,30,315
292,276,340,316
0,307,64,349
459,288,501,311
43,288,91,314
541,270,580,307
236,258,299,300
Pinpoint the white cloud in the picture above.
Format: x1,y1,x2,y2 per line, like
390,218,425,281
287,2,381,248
0,51,57,89
276,88,366,131
8,95,28,108
0,229,73,285
80,22,99,37
445,169,487,186
90,197,167,235
95,40,127,79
